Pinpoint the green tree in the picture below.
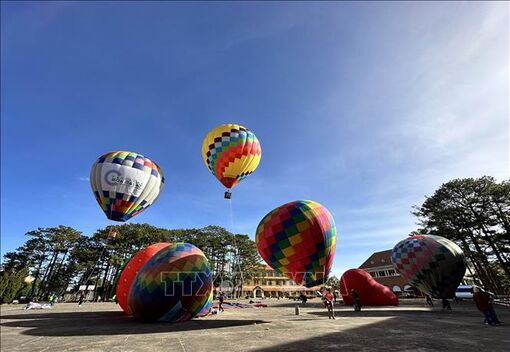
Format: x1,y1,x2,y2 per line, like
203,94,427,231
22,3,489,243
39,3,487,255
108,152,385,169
413,177,510,294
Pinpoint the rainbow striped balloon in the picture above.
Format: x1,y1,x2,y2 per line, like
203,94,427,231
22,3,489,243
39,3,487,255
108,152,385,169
90,151,164,222
391,235,466,299
128,243,213,322
202,124,261,189
256,200,337,288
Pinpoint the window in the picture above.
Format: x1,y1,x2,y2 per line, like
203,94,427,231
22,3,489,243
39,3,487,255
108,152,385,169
388,269,396,276
378,271,386,277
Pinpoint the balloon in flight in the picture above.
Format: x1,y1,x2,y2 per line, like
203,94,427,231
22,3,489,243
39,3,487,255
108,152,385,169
90,151,164,222
201,124,261,190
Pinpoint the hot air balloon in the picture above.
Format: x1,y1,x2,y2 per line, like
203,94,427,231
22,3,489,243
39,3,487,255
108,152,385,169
90,151,164,222
201,124,261,197
128,243,213,322
256,200,336,288
116,242,171,315
339,269,398,306
391,234,466,299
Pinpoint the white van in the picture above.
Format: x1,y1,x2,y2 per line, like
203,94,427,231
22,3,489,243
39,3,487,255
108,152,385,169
455,285,473,299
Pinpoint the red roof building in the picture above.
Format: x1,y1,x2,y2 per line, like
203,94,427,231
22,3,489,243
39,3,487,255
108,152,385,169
359,249,412,295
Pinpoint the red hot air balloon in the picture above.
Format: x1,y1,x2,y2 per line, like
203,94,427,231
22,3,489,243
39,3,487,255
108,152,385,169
116,242,171,314
339,269,398,306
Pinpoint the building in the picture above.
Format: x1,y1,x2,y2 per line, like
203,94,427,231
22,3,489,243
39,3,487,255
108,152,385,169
359,249,413,295
241,265,322,298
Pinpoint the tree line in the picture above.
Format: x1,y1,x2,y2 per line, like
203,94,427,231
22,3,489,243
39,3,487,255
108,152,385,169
2,176,508,303
0,224,259,304
413,176,510,294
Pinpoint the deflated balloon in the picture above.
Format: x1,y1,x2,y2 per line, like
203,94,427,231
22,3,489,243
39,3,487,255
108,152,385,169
90,151,164,222
391,234,466,299
116,242,171,315
339,269,398,306
201,124,261,189
128,243,213,322
256,200,336,288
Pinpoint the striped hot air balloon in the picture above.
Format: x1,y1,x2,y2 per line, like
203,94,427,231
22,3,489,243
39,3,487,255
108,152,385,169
201,124,261,192
116,242,171,315
128,243,213,322
90,151,164,222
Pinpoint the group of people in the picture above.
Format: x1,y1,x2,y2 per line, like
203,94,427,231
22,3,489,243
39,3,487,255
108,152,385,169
320,286,501,327
320,288,362,319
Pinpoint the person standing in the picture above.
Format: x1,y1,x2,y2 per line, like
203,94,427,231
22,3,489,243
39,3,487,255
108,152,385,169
350,289,361,311
425,294,434,307
323,288,335,319
473,287,501,326
441,298,451,311
78,291,85,306
300,292,307,304
218,292,224,312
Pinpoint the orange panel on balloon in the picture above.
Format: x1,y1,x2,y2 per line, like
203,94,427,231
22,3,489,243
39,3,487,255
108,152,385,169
116,242,171,315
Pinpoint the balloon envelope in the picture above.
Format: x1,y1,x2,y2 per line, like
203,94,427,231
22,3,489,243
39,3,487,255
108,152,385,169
116,242,171,315
256,200,336,288
128,243,213,322
90,151,164,222
201,124,261,189
391,234,466,299
339,269,398,306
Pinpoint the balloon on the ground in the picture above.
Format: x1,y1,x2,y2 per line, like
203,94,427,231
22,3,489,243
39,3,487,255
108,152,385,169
116,242,171,315
201,124,261,190
196,290,213,317
90,151,164,222
391,234,466,299
256,200,337,288
339,269,398,306
128,243,213,322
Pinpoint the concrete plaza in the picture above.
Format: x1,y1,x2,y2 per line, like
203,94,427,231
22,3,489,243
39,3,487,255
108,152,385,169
1,299,509,351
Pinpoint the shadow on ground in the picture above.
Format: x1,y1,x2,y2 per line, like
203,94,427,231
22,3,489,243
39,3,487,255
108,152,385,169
306,308,462,318
0,311,268,337
255,308,510,352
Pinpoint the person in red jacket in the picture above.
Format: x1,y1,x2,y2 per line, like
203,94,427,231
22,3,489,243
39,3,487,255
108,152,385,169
472,287,501,326
322,288,335,319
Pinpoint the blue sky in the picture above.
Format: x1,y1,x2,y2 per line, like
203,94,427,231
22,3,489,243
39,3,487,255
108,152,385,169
1,2,508,277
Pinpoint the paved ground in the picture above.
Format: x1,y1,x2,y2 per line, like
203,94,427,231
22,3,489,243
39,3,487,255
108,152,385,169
1,299,509,352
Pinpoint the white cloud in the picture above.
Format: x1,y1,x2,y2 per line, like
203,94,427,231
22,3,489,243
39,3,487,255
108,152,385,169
79,176,90,182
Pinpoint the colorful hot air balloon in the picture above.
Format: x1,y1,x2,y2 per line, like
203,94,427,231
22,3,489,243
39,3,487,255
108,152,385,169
196,290,213,317
391,234,466,299
128,243,213,322
339,269,398,306
201,124,261,192
90,151,164,222
116,242,171,315
256,200,337,288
